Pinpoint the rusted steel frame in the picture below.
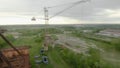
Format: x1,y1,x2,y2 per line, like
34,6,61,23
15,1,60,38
0,51,12,68
0,33,25,68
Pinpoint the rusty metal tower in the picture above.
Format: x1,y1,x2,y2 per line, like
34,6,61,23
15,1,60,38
31,0,90,51
0,29,30,68
44,7,50,51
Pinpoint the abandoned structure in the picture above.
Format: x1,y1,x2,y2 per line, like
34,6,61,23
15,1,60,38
0,46,30,68
0,29,30,68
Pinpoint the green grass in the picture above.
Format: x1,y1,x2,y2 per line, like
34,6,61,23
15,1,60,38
11,33,108,68
1,27,120,68
71,32,120,68
9,34,70,68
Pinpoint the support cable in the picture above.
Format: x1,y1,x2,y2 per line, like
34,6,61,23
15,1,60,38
49,0,88,19
48,0,89,8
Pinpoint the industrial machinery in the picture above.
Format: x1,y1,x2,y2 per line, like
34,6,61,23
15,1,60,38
0,29,30,68
31,0,90,51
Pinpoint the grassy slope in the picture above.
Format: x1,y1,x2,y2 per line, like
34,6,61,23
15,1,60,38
71,33,120,68
12,35,70,68
2,26,120,68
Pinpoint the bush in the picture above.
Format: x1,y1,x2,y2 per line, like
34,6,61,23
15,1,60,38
111,39,120,51
6,34,15,42
51,35,58,41
0,34,15,49
34,33,44,43
0,37,6,48
40,28,64,34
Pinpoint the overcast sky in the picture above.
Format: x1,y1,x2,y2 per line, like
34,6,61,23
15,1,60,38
0,0,120,25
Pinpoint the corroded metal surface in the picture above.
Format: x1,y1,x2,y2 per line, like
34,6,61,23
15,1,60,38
0,29,30,68
1,46,30,68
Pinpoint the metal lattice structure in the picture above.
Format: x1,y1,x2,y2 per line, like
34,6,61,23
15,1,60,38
31,0,90,51
0,29,30,68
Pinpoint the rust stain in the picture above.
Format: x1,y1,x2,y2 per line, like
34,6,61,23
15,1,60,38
0,46,30,68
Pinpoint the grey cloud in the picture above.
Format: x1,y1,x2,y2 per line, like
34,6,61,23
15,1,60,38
0,0,120,23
